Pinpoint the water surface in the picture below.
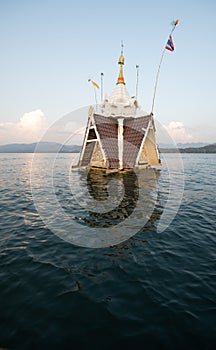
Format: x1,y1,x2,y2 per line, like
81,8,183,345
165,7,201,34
0,153,216,349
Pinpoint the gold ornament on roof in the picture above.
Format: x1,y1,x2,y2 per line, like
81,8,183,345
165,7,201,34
118,53,124,65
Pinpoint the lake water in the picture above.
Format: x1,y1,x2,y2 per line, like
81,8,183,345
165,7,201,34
0,153,216,349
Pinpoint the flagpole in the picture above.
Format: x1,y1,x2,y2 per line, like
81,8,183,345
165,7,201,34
101,72,104,103
135,65,139,100
94,86,98,111
151,19,179,115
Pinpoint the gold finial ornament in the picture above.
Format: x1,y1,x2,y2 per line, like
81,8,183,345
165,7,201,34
118,53,124,65
117,43,125,85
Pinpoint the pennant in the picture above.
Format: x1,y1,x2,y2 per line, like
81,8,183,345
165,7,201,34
171,19,179,26
88,79,99,89
166,35,175,51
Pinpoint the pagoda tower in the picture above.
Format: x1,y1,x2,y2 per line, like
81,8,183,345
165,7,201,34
77,50,161,172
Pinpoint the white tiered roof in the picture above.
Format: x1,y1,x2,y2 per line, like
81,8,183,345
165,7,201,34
101,52,139,117
109,83,131,105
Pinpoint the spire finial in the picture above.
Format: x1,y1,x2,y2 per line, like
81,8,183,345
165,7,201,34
117,40,125,85
121,40,124,54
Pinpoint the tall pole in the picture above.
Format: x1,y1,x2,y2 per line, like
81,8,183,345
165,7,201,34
100,72,104,103
94,86,98,111
135,65,139,99
151,19,179,115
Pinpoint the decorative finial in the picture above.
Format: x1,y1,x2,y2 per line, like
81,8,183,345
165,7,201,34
121,40,124,54
117,40,125,85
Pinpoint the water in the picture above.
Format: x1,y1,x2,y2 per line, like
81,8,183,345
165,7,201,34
0,153,216,349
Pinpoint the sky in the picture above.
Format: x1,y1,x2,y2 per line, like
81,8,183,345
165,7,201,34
0,0,216,145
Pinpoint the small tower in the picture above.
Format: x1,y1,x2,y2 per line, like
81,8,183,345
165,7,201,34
78,49,161,172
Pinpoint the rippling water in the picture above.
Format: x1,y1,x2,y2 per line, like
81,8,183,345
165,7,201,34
0,153,216,349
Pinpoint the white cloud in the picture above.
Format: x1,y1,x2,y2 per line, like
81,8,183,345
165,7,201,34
163,121,195,143
0,109,47,144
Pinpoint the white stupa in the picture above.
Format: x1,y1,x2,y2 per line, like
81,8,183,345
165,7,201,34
77,50,161,172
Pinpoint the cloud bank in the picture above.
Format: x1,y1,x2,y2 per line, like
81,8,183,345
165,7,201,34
163,121,194,143
0,110,47,144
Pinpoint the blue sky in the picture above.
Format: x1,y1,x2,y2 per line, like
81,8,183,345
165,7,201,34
0,0,215,144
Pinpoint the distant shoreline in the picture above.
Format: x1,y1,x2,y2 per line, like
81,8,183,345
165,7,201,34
160,148,216,154
1,150,216,154
0,142,216,154
0,151,80,154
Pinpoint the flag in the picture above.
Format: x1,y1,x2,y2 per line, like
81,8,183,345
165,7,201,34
171,19,179,26
88,79,99,89
166,35,174,51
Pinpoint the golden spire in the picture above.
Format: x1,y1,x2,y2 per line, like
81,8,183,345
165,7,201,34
117,41,125,85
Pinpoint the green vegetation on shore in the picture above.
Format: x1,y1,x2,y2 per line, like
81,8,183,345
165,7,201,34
160,144,216,153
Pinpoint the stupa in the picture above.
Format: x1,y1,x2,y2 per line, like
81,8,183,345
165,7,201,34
77,50,161,172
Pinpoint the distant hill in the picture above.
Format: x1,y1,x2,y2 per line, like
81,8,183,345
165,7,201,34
0,142,82,153
180,143,216,153
160,143,216,153
177,142,209,149
0,142,216,154
159,142,209,149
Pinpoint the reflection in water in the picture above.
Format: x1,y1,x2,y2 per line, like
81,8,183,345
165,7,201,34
58,165,162,231
86,170,111,201
31,152,165,247
81,168,162,230
86,170,139,227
